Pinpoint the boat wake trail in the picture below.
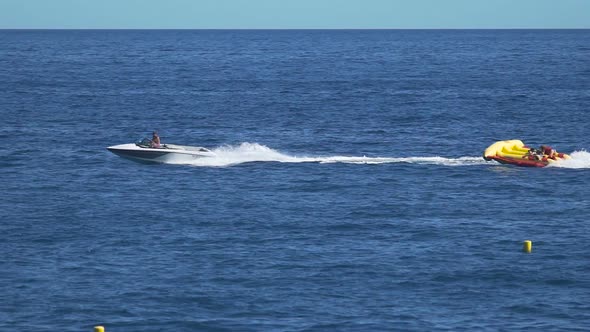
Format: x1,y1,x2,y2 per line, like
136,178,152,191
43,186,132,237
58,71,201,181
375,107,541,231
549,151,590,169
181,143,487,167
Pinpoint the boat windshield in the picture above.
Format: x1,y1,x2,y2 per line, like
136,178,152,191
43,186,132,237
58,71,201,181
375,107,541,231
136,138,152,148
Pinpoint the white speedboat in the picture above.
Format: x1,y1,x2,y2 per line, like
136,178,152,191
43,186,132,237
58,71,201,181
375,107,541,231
107,139,216,164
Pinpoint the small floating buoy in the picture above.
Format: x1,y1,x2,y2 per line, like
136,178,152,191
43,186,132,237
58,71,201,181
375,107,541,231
94,326,105,332
523,240,532,253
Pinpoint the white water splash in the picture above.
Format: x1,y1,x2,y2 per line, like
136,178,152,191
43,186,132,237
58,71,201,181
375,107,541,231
548,151,590,169
179,142,488,167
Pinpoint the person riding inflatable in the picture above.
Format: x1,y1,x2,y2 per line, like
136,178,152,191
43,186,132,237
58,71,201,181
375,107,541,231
540,145,557,159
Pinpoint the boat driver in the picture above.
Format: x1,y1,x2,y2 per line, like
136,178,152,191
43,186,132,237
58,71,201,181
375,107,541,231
150,131,161,148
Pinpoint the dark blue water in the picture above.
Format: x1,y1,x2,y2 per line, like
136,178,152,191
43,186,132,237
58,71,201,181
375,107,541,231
1,30,590,331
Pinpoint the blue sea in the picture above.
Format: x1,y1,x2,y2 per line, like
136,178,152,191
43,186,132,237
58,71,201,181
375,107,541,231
1,30,590,331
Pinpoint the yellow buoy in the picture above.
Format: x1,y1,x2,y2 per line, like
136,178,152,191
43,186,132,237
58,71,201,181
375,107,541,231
523,240,532,253
94,326,105,332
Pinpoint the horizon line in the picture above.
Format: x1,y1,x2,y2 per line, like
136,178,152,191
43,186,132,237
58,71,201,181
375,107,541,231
1,27,589,31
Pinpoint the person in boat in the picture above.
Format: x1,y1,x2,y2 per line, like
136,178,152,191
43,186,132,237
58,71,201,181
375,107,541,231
541,145,560,159
150,131,161,148
525,147,543,160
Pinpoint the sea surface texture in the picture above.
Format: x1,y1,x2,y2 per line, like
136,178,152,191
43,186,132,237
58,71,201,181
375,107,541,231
1,30,590,331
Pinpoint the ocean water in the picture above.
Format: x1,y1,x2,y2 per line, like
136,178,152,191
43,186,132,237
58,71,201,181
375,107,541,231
1,30,590,331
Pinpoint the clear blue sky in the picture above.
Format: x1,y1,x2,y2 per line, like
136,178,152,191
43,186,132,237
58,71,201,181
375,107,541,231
1,0,589,29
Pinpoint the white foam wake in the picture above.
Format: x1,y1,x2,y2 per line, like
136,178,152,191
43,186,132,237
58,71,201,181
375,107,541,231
180,142,487,167
548,151,590,169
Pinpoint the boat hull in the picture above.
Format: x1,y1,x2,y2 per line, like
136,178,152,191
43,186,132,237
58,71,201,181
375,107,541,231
486,155,548,167
107,143,215,164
